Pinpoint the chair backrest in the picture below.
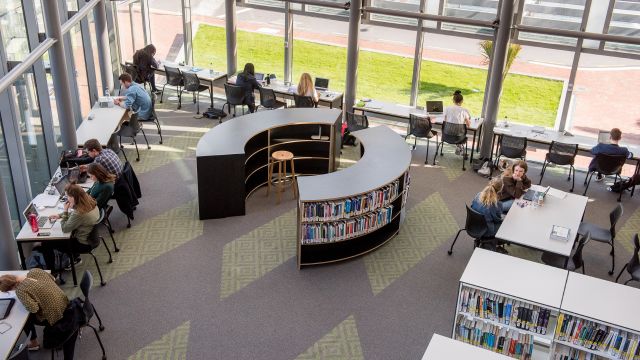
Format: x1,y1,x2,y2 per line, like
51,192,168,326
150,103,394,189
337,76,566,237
346,112,369,132
80,270,95,323
182,71,201,92
547,141,578,165
224,83,246,106
123,63,142,83
499,135,527,159
465,204,489,239
86,225,101,248
609,203,624,239
294,95,317,108
7,337,29,360
628,234,640,273
594,153,627,175
107,133,121,154
258,87,277,107
164,65,183,86
572,231,590,270
407,114,432,138
441,121,467,144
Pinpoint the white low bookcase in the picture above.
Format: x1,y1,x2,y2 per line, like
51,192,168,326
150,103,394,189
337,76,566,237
422,334,513,359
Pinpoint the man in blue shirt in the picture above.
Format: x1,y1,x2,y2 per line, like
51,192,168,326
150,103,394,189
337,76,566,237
590,128,632,181
114,73,152,120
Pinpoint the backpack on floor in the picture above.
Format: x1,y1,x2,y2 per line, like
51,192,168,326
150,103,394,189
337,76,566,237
203,107,227,120
342,130,356,146
610,174,640,193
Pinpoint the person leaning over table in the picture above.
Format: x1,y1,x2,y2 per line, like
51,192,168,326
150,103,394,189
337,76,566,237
471,177,504,238
297,73,319,103
113,72,153,121
235,62,261,113
133,44,160,94
0,268,70,353
589,127,633,182
81,138,123,179
443,90,471,157
499,160,532,213
87,163,116,209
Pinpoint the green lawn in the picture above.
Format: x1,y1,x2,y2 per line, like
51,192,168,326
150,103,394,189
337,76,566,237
194,24,563,127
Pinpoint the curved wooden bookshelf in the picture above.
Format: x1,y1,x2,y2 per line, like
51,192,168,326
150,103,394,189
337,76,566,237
296,125,412,268
196,108,342,219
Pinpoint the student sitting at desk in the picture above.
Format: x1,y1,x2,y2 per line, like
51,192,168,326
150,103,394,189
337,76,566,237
589,128,633,182
87,163,116,209
235,62,261,113
471,177,504,239
499,160,531,212
0,268,70,353
82,139,123,179
444,90,471,156
113,73,152,121
297,73,319,103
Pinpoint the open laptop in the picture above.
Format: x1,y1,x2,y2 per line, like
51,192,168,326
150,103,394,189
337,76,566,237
254,73,265,81
22,203,56,229
598,130,610,144
54,174,70,196
522,186,551,202
426,101,444,114
314,77,329,91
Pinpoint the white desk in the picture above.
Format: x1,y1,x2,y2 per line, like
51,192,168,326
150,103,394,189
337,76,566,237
0,271,32,360
155,61,227,107
227,77,344,109
496,185,588,257
76,103,128,147
421,334,513,360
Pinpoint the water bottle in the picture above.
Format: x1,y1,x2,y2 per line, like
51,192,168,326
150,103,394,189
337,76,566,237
266,74,271,85
29,213,39,232
104,88,109,97
537,193,544,207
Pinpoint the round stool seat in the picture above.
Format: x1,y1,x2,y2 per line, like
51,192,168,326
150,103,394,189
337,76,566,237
272,150,294,161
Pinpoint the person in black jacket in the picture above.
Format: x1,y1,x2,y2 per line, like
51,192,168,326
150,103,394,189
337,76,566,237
235,63,261,113
133,44,160,93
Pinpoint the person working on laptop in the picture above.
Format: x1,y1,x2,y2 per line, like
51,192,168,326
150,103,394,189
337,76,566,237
499,160,532,212
235,62,261,113
87,163,116,209
0,268,70,353
471,177,504,238
81,138,123,179
113,73,153,121
589,128,633,182
297,73,319,103
443,90,471,156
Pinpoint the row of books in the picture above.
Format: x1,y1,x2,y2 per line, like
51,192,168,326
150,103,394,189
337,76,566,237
301,206,393,244
555,313,640,359
458,287,553,335
454,314,534,360
301,179,400,222
552,345,605,360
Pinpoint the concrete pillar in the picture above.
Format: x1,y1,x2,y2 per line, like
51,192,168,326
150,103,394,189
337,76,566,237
225,0,237,75
0,175,19,270
344,0,362,113
95,0,114,94
284,3,293,83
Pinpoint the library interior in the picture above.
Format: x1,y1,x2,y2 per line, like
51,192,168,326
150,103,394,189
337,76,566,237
2,0,640,359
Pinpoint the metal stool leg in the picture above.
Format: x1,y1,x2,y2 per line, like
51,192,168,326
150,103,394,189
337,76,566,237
267,157,273,197
277,160,283,204
290,158,297,199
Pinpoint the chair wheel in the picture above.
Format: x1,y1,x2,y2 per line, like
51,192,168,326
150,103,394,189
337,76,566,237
102,355,107,360
101,281,106,286
127,224,131,228
608,271,614,275
108,259,113,263
147,146,151,150
159,141,163,144
447,250,452,255
115,248,120,252
136,158,140,162
99,325,105,331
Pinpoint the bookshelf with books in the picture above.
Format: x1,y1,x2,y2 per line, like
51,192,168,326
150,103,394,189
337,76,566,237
296,126,411,268
455,248,569,360
422,333,514,360
196,108,342,219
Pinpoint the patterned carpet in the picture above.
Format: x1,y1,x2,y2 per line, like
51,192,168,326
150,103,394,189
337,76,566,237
28,97,640,359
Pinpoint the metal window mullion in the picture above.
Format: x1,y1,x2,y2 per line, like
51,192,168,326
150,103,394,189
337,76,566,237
599,0,616,51
141,0,152,44
409,0,427,107
285,3,293,83
105,0,122,89
77,0,99,103
436,0,444,29
182,0,193,65
59,1,83,128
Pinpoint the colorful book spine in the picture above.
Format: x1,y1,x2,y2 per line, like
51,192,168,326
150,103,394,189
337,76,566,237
454,314,534,359
301,205,394,244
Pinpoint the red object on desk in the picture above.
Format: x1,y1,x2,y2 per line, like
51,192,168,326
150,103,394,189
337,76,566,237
28,213,39,232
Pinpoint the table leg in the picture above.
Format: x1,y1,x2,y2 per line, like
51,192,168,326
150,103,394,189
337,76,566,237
18,242,26,270
68,240,78,286
209,80,214,108
489,133,497,162
470,130,477,164
476,124,483,152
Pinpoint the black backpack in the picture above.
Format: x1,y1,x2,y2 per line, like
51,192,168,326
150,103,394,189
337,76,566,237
43,298,85,349
342,130,356,146
203,107,227,120
610,174,640,193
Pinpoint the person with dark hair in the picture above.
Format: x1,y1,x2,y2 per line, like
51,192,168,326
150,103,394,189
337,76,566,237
87,163,116,209
133,44,160,93
235,62,261,113
499,160,531,212
444,90,471,155
589,127,633,182
114,73,152,120
82,138,123,179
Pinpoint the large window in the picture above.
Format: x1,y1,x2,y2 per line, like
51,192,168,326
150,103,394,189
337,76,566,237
0,0,29,62
605,0,640,55
518,0,587,46
116,1,144,62
89,10,103,94
0,119,20,232
69,24,92,118
236,7,284,77
149,0,185,62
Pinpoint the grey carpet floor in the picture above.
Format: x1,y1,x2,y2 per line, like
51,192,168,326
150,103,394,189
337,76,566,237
31,96,640,360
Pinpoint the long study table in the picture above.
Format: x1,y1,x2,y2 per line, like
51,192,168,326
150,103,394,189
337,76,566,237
149,61,228,108
76,102,128,147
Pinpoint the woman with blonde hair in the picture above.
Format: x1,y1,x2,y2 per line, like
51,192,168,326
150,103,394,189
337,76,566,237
471,177,504,238
296,73,319,103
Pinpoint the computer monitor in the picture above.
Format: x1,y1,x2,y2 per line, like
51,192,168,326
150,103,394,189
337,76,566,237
426,101,444,114
255,73,265,81
314,77,329,90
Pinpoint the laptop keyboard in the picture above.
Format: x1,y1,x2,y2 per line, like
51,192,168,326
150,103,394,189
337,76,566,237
37,216,48,227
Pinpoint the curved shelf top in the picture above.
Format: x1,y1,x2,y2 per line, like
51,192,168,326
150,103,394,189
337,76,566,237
196,108,342,157
297,126,411,201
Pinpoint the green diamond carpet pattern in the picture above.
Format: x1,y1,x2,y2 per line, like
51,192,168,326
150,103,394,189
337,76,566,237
128,321,191,360
123,132,201,174
219,209,297,299
616,206,640,254
364,192,458,295
296,315,364,360
433,147,465,181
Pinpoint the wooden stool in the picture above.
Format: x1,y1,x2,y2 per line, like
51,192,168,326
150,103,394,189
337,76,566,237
267,150,297,203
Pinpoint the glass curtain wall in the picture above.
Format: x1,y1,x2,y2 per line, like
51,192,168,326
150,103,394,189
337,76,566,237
0,119,20,233
69,23,92,118
235,7,284,77
0,0,29,62
116,1,144,62
149,0,185,62
88,10,103,94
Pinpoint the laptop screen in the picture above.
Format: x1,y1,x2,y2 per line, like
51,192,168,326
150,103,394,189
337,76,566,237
598,130,610,144
254,73,265,81
426,101,444,113
22,202,37,222
314,77,329,90
55,175,70,196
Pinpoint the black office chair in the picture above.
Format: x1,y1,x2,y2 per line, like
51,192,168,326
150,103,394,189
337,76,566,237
8,333,30,360
616,234,640,285
578,203,623,275
98,207,119,255
224,83,249,116
160,65,184,109
107,132,129,163
448,204,496,255
258,87,286,110
494,135,527,169
405,114,438,164
583,154,627,202
122,62,144,85
541,232,590,273
138,90,163,144
182,71,210,115
433,121,468,171
293,95,317,108
116,112,150,162
539,141,578,192
345,112,368,132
